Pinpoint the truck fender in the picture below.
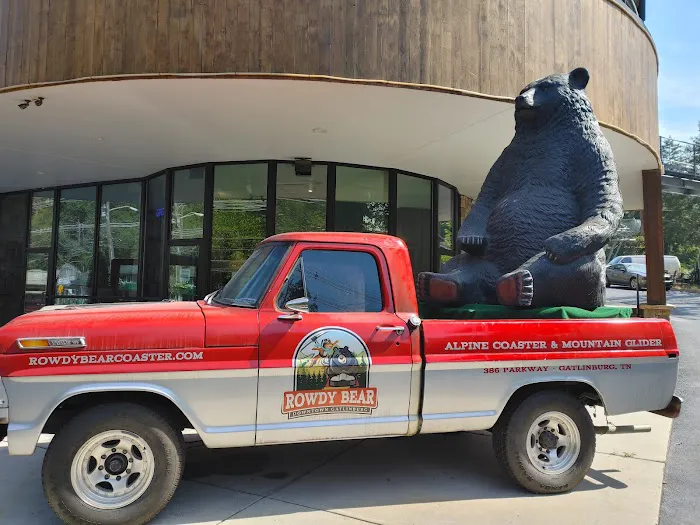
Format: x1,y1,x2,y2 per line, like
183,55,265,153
10,382,204,456
495,376,607,423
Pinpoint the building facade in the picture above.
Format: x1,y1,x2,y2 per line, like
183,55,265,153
0,0,661,324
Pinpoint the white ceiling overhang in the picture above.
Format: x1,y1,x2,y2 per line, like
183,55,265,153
0,77,658,209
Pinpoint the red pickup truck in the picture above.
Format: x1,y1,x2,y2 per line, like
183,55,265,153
0,232,681,525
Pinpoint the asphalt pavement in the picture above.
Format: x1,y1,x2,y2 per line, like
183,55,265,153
606,286,700,525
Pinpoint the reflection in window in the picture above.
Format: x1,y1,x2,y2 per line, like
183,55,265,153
216,242,289,307
97,182,142,298
299,250,382,312
169,245,198,301
56,187,96,299
211,164,267,291
335,167,389,233
26,191,54,313
397,175,432,277
171,167,205,240
28,191,54,248
276,164,327,234
143,174,166,298
24,252,49,313
438,184,455,265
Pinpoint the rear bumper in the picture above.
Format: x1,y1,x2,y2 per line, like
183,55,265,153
0,377,7,441
651,395,683,419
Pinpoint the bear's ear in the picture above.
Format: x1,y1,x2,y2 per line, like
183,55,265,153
569,67,590,90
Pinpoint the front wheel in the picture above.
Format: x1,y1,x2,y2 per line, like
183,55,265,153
492,391,595,494
43,403,185,525
630,277,639,290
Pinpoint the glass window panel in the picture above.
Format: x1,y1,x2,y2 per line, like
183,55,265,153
438,184,455,265
24,252,49,313
143,174,167,298
56,187,96,298
275,163,327,234
169,245,199,301
335,167,389,233
211,164,268,291
301,250,382,313
396,175,432,278
97,182,142,298
171,167,205,240
29,191,54,248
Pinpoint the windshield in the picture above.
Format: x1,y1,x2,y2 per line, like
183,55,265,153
213,242,290,307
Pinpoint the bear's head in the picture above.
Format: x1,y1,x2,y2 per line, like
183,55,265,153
514,67,593,130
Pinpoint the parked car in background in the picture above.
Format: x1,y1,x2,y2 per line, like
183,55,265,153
606,262,673,291
607,255,681,281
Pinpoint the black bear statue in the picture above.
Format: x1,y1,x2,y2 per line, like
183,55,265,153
418,68,623,310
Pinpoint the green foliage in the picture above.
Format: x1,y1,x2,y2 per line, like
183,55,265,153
662,192,700,269
211,203,266,289
276,199,325,234
659,127,700,270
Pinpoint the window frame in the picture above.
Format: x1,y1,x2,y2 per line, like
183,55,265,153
7,159,458,311
267,242,394,315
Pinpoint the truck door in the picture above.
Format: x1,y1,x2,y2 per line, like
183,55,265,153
256,243,413,445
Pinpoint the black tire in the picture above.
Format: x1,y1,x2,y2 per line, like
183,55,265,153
630,277,638,290
605,278,611,288
43,403,185,525
492,391,595,494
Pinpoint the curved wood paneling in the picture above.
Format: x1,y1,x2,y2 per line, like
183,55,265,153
0,0,658,149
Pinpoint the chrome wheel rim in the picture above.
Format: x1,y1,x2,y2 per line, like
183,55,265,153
525,411,580,474
70,430,154,510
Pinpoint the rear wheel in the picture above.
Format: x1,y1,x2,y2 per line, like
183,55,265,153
43,403,185,525
492,391,595,494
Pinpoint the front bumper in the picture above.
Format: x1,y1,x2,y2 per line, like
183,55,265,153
651,395,683,419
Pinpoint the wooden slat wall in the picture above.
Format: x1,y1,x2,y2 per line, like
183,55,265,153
0,0,659,149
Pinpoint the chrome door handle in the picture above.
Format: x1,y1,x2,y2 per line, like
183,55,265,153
376,325,405,335
278,313,303,321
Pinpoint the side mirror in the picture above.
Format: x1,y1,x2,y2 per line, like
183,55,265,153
285,297,309,313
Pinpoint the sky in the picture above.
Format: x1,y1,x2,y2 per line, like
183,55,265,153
646,1,700,143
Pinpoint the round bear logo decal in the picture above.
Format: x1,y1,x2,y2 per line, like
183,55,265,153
282,327,378,419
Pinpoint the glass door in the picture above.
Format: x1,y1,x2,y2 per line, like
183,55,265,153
169,167,206,300
24,191,54,313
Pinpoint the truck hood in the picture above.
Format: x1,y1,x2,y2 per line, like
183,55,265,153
0,302,205,352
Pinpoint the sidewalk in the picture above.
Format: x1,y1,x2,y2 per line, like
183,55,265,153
0,411,672,525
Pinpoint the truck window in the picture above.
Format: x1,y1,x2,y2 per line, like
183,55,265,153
278,250,383,313
214,242,290,307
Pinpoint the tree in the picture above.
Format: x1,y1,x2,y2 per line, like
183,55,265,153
659,124,700,270
662,192,700,269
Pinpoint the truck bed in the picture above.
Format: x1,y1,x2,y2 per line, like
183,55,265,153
419,302,633,320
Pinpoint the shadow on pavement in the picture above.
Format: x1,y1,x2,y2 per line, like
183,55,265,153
181,432,627,520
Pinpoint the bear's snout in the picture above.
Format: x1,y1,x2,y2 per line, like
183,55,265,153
515,88,536,111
